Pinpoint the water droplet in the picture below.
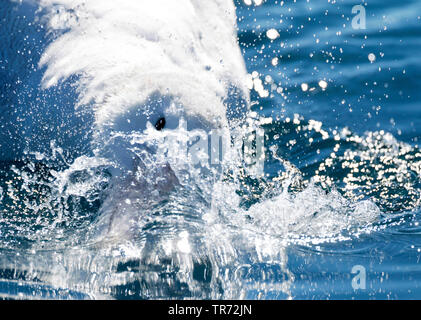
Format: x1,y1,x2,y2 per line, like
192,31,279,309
301,83,309,92
266,29,280,40
318,80,328,90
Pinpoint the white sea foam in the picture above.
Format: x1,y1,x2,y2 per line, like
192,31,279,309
37,0,249,131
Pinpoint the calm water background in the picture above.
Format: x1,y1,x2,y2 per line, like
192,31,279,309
0,0,420,299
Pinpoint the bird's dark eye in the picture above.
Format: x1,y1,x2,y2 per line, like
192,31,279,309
155,117,166,131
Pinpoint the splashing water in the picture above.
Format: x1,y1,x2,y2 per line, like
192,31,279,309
0,0,420,300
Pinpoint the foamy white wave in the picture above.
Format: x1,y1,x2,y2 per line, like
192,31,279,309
37,0,249,131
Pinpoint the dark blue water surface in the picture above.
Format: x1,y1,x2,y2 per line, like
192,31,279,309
236,0,421,299
0,0,420,300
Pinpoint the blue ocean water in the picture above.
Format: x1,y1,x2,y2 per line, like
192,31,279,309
236,0,421,299
0,0,420,300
